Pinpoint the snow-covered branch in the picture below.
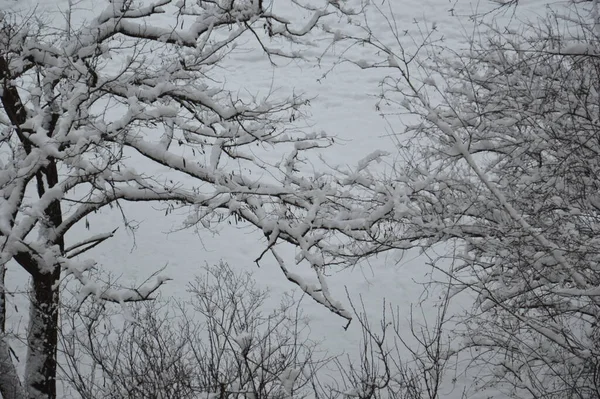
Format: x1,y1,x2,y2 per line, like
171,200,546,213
0,1,382,397
332,4,600,397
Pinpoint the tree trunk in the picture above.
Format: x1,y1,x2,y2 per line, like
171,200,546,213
2,52,65,397
1,263,5,333
0,262,27,399
23,156,63,399
0,337,27,399
24,270,60,399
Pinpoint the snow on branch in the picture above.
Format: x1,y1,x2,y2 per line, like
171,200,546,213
269,248,352,324
0,1,389,396
329,6,600,396
0,0,396,342
61,257,171,306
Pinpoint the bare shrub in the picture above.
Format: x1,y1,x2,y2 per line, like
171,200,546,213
58,263,326,399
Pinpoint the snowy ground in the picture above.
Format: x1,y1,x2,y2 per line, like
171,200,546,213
1,0,555,397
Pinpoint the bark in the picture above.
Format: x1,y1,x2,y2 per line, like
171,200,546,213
24,270,60,399
0,336,27,399
1,263,5,333
22,134,63,399
0,263,26,399
1,54,64,399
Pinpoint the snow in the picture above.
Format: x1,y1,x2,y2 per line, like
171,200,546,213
279,367,301,398
0,0,558,398
209,138,224,170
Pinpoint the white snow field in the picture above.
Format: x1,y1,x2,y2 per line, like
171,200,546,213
0,0,555,397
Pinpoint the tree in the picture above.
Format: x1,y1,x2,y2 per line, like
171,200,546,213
0,0,394,397
58,262,325,399
332,1,600,397
59,263,458,399
325,289,457,399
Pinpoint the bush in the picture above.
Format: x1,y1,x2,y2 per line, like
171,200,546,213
58,263,325,399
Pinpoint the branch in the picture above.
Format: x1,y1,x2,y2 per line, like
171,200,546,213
65,229,119,258
61,257,171,306
268,247,352,325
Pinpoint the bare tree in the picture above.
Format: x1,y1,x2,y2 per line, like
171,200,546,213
329,1,600,397
58,262,327,399
59,263,462,399
317,283,459,399
0,0,402,397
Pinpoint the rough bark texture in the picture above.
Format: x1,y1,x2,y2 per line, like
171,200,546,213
1,264,5,333
23,127,63,399
24,272,60,399
0,262,26,399
0,336,26,399
0,260,26,399
0,54,63,399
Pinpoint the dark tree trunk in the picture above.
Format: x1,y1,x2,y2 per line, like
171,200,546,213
1,55,64,399
1,263,5,333
24,270,60,399
24,150,64,399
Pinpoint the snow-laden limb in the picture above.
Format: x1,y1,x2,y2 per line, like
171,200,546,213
0,1,384,397
61,257,171,307
332,3,600,398
64,229,118,258
269,248,352,322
